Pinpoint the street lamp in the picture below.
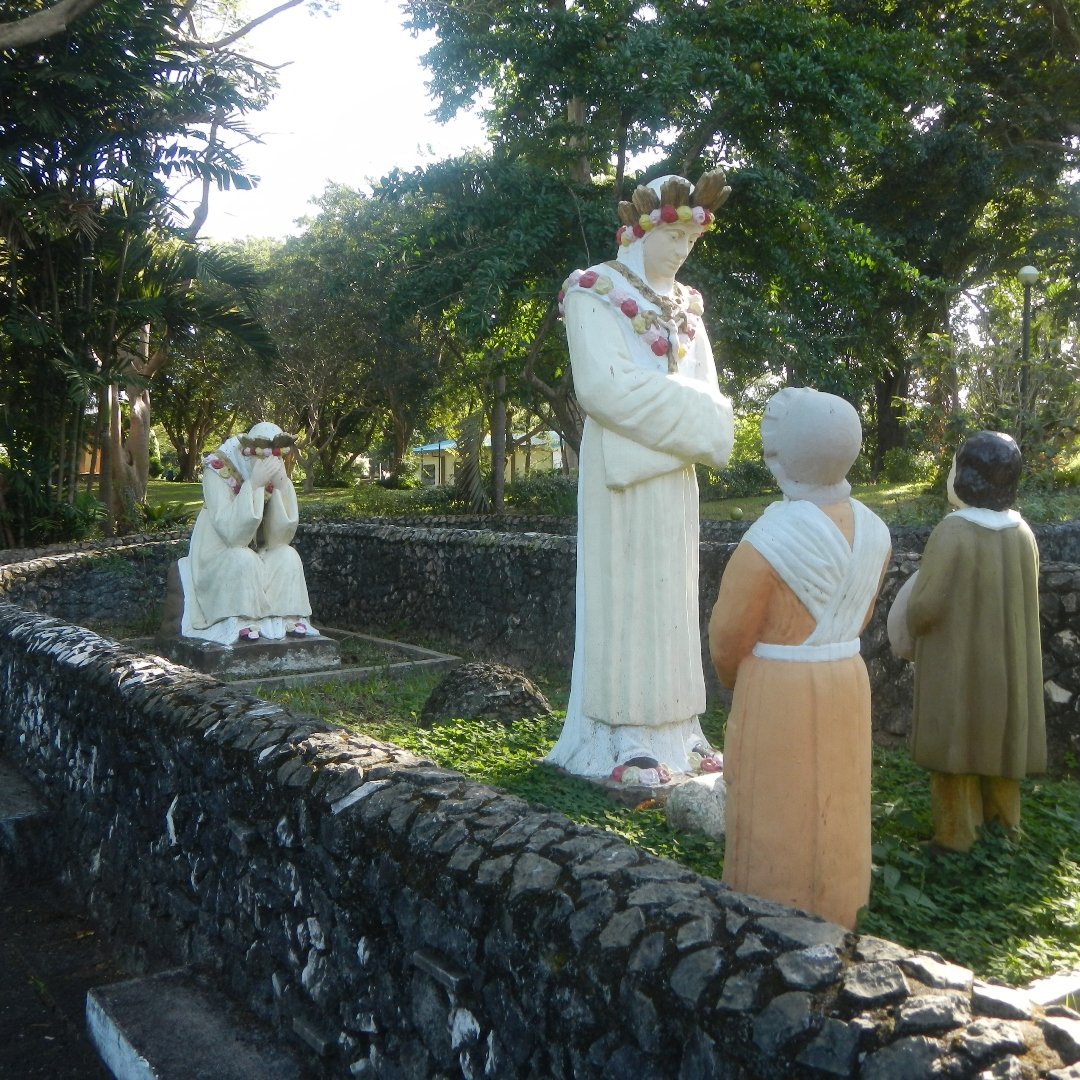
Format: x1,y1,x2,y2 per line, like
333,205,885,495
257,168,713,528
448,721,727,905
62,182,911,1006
1017,265,1039,413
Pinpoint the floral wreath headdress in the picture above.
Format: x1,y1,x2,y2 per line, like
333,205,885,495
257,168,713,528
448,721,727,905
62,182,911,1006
614,168,732,247
238,430,297,459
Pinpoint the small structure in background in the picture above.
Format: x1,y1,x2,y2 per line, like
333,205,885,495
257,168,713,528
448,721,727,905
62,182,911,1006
411,431,564,487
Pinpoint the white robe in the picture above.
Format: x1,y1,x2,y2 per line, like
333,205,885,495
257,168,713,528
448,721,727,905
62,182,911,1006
180,444,314,645
545,264,734,777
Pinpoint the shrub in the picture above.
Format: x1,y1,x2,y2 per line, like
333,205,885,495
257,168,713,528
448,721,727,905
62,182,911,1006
503,472,577,516
879,447,939,485
135,501,195,531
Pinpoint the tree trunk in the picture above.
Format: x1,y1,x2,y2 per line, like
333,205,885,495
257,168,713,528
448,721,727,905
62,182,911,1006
872,367,910,479
567,96,590,185
97,385,114,537
124,378,152,501
524,302,584,453
0,0,104,50
490,374,506,513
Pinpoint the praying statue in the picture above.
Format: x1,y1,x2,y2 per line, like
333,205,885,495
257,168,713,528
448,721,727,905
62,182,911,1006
709,388,892,928
888,430,1046,853
544,171,735,781
178,421,318,645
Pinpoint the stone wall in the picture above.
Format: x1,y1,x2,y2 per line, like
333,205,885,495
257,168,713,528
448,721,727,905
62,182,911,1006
3,594,1080,1078
2,521,1077,774
295,521,1080,776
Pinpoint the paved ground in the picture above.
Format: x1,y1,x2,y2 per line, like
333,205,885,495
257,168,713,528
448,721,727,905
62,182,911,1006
0,881,124,1079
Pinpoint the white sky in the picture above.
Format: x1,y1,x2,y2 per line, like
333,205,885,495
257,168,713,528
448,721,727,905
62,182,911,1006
187,1,490,243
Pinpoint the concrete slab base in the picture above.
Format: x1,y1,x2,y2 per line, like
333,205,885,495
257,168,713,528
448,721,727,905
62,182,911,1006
150,632,341,679
87,968,312,1080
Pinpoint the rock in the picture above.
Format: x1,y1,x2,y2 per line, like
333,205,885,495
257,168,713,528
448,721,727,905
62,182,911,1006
420,662,551,728
664,773,726,840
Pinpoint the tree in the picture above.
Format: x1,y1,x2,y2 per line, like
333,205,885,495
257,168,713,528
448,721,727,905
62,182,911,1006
400,0,1079,474
256,185,458,484
0,0,322,543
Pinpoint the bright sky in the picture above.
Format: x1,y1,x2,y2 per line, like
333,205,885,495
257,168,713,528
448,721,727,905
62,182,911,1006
189,1,490,243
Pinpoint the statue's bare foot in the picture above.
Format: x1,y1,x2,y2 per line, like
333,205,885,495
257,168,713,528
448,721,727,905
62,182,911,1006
287,621,309,636
610,758,673,786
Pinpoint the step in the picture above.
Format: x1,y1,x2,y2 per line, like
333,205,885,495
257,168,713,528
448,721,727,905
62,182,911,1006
87,969,312,1080
0,757,52,882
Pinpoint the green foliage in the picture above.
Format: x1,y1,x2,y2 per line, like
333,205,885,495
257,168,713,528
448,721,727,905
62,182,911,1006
698,412,776,500
878,447,939,485
26,490,106,544
133,500,195,532
698,459,777,502
863,747,1080,985
502,473,577,516
0,1,277,544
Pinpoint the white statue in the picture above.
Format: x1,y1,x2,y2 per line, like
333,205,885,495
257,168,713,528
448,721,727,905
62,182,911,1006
544,172,735,780
179,421,318,645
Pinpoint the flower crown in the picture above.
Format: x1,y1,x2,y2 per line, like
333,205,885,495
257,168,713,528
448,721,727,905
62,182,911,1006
615,169,732,247
238,431,296,458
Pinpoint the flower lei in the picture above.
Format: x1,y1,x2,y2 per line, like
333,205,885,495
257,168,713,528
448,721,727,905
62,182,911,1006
204,445,283,500
558,262,705,373
615,203,715,247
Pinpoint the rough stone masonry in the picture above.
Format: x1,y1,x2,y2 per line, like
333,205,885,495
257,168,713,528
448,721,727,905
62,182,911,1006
0,526,1079,1077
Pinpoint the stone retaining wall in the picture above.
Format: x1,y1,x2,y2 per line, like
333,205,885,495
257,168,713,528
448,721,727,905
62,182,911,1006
1,521,1077,774
294,522,1080,776
2,596,1080,1078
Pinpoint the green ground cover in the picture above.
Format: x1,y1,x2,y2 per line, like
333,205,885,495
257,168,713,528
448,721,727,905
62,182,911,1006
258,665,1080,988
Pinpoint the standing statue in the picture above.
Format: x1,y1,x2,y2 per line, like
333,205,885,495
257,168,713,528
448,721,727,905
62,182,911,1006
178,421,318,645
709,388,891,928
544,171,735,781
888,430,1045,853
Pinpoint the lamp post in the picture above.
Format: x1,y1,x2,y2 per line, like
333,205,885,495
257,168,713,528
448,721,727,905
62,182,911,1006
1017,264,1039,407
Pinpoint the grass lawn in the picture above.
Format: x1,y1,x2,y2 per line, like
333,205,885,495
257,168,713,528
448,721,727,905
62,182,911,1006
147,476,1079,527
144,481,359,521
700,481,1080,525
257,664,1080,988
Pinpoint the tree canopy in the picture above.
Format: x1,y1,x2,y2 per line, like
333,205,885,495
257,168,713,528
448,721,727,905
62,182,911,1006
0,0,318,543
2,0,1077,545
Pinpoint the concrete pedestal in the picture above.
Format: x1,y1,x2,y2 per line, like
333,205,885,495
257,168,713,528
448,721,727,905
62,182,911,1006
153,632,341,679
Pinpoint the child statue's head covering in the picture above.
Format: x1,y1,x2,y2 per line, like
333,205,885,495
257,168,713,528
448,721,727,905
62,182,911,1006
761,387,863,505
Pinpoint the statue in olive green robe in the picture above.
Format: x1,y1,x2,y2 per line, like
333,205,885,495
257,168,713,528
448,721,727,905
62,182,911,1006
888,431,1045,852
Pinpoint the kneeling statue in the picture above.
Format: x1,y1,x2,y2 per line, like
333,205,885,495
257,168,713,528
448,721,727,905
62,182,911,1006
179,421,318,645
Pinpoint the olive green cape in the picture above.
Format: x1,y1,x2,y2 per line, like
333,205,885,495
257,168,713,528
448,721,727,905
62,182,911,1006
908,514,1045,778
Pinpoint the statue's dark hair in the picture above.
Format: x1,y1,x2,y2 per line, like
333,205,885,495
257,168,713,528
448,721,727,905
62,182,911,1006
953,430,1022,510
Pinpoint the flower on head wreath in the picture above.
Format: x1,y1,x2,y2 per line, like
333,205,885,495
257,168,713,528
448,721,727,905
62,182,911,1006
615,169,732,247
